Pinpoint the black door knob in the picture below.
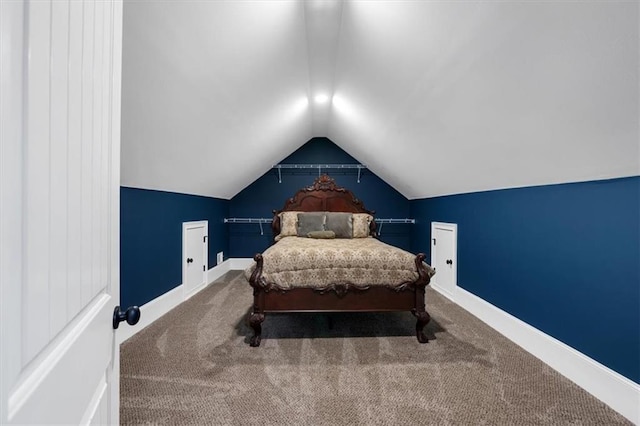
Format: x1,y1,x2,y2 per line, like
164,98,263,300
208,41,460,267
113,305,141,329
187,258,193,263
446,259,453,265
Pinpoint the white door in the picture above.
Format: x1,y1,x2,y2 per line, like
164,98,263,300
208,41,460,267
183,221,208,297
431,222,458,301
1,0,124,424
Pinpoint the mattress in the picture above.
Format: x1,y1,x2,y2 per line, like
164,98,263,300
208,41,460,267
244,236,434,289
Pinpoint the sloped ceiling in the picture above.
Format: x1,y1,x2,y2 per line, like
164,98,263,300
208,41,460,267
121,0,638,200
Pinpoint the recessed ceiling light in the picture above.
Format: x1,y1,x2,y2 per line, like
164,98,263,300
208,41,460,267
314,94,330,104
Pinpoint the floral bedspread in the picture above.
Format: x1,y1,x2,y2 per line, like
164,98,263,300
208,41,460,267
244,236,434,289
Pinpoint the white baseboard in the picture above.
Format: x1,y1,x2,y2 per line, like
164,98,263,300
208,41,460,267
117,260,232,344
230,257,253,270
432,285,640,424
117,285,182,344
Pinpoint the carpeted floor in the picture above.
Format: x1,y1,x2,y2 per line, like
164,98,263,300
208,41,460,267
121,271,630,425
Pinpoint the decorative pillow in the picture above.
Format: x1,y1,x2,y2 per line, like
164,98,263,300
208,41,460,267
352,213,373,238
325,212,353,238
277,211,301,240
297,212,326,236
307,230,335,239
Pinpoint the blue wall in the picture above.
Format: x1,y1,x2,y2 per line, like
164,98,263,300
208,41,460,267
411,176,640,383
229,137,411,257
119,144,638,384
120,187,229,308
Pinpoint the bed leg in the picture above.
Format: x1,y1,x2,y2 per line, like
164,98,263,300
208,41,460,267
248,312,265,347
412,309,431,343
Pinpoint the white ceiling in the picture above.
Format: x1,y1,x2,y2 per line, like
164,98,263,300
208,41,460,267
121,0,639,200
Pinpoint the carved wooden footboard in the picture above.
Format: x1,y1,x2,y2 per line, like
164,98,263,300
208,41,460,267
248,252,432,347
246,175,433,347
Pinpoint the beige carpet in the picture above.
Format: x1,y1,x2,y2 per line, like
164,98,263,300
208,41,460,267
121,271,630,425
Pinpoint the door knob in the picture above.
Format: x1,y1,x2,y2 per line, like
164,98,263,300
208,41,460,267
187,258,193,263
113,305,141,329
446,259,453,265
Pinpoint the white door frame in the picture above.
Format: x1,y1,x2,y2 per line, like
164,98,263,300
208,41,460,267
182,221,208,298
431,222,458,301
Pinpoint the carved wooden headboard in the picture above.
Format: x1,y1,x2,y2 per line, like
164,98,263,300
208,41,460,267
271,175,376,237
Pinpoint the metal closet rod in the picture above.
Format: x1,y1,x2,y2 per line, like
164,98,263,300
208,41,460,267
273,163,367,184
374,218,416,236
224,218,272,223
374,218,416,224
224,217,416,236
223,217,414,224
224,218,272,235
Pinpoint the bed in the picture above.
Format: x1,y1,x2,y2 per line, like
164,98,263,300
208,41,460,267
245,175,435,347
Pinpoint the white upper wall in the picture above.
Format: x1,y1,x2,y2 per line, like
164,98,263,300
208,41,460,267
121,0,639,200
329,1,639,199
121,1,313,199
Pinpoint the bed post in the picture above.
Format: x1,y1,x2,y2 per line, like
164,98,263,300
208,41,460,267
368,211,377,237
248,253,266,347
412,253,432,343
271,210,281,244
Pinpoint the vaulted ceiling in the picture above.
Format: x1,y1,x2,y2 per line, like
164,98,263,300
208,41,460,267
120,1,638,200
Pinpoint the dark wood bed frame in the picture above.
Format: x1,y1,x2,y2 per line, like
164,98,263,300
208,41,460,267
247,175,432,347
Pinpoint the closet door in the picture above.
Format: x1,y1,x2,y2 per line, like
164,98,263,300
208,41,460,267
431,222,458,300
183,221,208,297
